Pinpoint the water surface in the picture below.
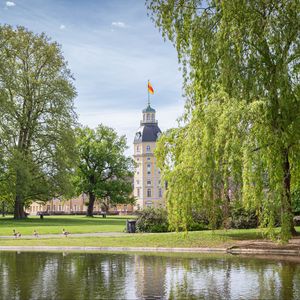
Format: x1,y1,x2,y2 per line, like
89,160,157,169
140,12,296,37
0,251,300,299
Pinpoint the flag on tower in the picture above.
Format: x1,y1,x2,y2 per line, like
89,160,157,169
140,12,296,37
148,81,154,95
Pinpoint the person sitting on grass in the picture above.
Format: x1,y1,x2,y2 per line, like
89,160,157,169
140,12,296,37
33,230,39,238
17,232,21,238
12,229,17,238
62,228,70,237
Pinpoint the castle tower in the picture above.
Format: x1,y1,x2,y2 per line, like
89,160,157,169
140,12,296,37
133,103,164,209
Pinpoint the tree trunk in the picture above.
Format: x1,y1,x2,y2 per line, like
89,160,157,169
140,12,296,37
102,201,109,213
86,192,95,217
14,195,26,219
281,148,297,239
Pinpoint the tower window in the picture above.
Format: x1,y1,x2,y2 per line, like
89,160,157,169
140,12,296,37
137,188,140,197
147,189,151,197
136,146,140,152
147,114,150,121
147,180,151,185
146,145,150,152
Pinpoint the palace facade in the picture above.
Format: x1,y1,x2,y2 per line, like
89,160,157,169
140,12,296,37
26,194,134,215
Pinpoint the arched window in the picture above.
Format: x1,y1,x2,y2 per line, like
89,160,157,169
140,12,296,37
146,145,150,152
147,114,150,121
147,189,151,197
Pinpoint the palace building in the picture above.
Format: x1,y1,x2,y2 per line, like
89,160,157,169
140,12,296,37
133,103,165,209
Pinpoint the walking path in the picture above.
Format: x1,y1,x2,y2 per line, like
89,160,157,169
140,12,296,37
0,232,130,239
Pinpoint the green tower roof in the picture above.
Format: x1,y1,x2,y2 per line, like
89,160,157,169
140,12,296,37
142,105,156,113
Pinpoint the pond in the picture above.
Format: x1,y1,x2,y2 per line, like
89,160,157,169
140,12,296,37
0,251,300,299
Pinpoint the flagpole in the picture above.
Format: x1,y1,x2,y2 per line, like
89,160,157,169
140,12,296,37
147,80,150,106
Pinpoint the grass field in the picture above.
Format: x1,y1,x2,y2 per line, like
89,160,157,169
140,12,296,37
0,215,299,248
0,229,263,248
0,215,134,236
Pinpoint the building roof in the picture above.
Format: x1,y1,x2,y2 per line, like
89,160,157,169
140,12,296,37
134,123,161,143
142,105,156,113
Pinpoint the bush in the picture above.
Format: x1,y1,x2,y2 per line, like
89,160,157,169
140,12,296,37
229,203,258,229
136,208,169,233
292,189,300,215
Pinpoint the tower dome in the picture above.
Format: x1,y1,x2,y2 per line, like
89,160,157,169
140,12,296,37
134,105,161,144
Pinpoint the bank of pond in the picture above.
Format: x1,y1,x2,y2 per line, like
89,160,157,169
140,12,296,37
0,251,299,299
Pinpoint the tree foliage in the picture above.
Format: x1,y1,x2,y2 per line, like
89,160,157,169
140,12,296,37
74,125,135,217
148,0,300,240
0,26,77,218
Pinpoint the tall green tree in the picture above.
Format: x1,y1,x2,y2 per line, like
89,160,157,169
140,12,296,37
148,0,300,240
0,26,77,219
74,125,135,217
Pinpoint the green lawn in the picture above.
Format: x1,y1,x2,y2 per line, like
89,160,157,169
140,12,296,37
0,229,257,248
1,227,294,248
0,215,298,248
0,215,135,236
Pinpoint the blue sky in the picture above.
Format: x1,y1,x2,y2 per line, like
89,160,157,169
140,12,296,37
1,0,184,154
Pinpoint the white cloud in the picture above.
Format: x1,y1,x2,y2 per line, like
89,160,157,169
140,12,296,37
6,1,15,7
111,21,126,28
59,24,66,30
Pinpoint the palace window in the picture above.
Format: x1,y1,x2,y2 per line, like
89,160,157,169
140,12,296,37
147,189,151,197
147,180,151,185
137,188,140,197
146,145,150,152
159,188,162,197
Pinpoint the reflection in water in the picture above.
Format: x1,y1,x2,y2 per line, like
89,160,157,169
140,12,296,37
0,252,299,299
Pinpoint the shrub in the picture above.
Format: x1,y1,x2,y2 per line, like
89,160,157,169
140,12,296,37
136,208,169,233
292,189,300,215
229,203,258,229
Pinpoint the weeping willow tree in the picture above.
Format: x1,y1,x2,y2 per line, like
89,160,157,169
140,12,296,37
148,0,300,240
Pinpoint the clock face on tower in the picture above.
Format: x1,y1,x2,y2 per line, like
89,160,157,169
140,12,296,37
135,132,141,140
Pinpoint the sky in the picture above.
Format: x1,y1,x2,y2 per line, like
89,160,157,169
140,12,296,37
0,0,184,155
